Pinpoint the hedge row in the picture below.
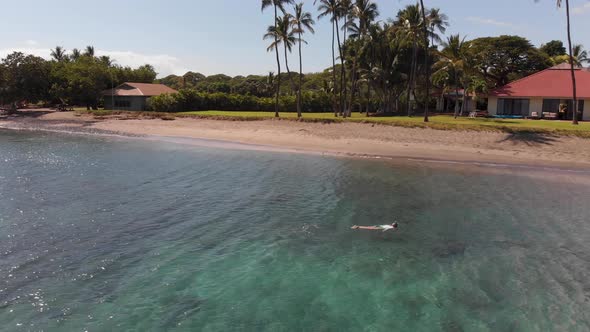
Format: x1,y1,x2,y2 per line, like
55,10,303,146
147,89,335,113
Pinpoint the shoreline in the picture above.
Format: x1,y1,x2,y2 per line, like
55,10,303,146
2,110,590,173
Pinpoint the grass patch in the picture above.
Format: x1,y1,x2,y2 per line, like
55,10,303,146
184,111,590,137
74,109,590,138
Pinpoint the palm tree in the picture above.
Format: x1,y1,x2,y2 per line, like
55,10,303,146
433,35,467,119
339,0,354,117
427,8,448,48
559,0,579,124
262,0,294,117
50,46,66,62
71,48,81,61
395,4,424,117
572,44,589,66
265,15,298,105
316,0,342,117
421,6,449,122
290,3,315,118
537,0,578,124
419,0,430,122
84,46,95,57
350,0,379,117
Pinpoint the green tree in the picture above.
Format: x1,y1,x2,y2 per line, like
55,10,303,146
540,40,567,57
262,0,294,117
290,3,315,118
468,35,551,88
1,52,51,106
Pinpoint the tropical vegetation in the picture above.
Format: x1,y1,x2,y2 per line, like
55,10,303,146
0,46,156,110
0,1,586,127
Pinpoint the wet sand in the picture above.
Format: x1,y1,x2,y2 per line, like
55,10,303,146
1,110,590,170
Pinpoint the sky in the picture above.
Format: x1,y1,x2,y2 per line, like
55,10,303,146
1,0,590,78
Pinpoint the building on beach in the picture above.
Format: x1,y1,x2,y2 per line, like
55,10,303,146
488,63,590,121
102,82,177,111
434,89,478,114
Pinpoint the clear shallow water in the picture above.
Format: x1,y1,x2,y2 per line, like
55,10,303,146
1,130,590,331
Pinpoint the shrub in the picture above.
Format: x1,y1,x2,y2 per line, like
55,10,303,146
146,89,334,113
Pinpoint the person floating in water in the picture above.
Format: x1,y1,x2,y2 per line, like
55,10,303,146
351,222,399,232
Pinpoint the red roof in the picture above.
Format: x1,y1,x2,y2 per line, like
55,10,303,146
489,65,590,98
102,83,177,97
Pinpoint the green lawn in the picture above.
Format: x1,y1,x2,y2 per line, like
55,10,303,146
75,109,590,138
180,111,590,136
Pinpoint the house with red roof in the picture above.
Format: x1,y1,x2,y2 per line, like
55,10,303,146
102,82,177,111
488,63,590,121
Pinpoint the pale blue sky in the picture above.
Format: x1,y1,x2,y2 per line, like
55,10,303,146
1,0,589,77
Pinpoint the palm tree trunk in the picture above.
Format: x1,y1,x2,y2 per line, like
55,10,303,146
407,41,417,116
298,30,303,118
366,82,371,117
274,5,281,118
342,22,349,117
331,20,338,117
335,17,345,117
565,0,579,125
420,0,430,123
349,35,360,118
460,84,468,117
453,81,460,119
284,43,297,112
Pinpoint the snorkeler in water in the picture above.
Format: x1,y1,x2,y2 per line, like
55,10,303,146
351,222,399,232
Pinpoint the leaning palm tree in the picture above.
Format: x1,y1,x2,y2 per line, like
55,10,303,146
262,0,294,117
50,46,66,62
290,3,315,118
316,0,342,117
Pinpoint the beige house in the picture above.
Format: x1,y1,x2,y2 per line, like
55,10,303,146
488,64,590,121
103,82,177,111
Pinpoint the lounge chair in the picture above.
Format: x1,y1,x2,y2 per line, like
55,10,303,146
542,112,558,120
528,112,541,120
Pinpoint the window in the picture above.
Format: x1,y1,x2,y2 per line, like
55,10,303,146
543,99,584,119
542,99,561,113
497,98,530,116
115,100,131,108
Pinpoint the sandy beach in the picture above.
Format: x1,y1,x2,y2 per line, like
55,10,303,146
2,110,590,169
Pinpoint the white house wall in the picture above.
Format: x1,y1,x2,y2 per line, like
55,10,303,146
487,97,498,115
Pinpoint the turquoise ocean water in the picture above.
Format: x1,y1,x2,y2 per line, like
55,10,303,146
1,129,590,331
